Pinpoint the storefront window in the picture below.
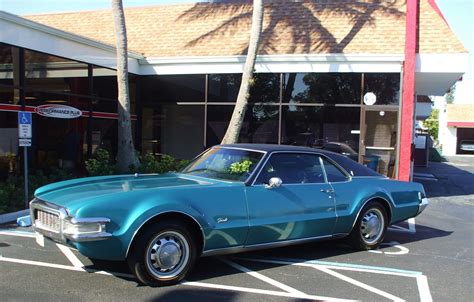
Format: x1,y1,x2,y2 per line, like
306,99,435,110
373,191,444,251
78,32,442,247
0,111,19,178
208,74,241,103
89,118,118,158
0,43,19,105
362,110,398,177
206,105,279,147
249,73,280,103
364,73,400,105
141,104,204,159
281,106,360,153
32,98,89,173
24,49,90,108
141,75,205,103
283,73,361,104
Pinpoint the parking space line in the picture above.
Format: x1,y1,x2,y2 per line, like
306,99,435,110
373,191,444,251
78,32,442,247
233,257,422,277
0,254,350,301
416,275,433,302
0,255,135,279
369,241,410,255
220,258,307,296
315,266,405,302
0,230,36,238
389,218,416,234
182,281,354,302
0,255,85,272
56,243,85,270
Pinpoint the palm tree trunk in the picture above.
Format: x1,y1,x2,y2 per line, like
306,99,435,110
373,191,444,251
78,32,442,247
111,0,139,171
221,0,264,144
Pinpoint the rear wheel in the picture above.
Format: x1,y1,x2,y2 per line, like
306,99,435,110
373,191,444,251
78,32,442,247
127,221,197,286
349,202,387,250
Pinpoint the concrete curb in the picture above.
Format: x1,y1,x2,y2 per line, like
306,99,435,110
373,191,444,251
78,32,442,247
0,209,29,224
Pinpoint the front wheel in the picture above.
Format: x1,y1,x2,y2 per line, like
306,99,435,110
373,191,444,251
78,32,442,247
348,202,387,250
127,222,197,286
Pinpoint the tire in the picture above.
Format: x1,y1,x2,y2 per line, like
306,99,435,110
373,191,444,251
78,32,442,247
127,221,197,286
348,202,388,250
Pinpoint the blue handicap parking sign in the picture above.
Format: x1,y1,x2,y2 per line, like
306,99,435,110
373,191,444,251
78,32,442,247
18,111,32,125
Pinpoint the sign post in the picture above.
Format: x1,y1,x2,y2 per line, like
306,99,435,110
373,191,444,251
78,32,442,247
18,112,32,208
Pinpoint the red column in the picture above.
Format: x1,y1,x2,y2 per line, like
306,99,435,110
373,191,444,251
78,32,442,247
398,0,419,181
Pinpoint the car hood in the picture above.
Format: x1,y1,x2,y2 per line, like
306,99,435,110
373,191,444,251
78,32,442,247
34,173,212,210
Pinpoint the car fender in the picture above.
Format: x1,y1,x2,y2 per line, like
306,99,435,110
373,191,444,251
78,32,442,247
118,202,210,258
350,190,395,228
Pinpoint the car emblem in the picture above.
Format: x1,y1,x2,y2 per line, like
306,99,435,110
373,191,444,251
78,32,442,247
217,217,228,224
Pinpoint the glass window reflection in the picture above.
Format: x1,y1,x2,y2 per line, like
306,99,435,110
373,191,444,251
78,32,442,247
206,105,279,147
283,73,361,104
141,75,205,103
208,74,242,103
281,106,360,154
364,73,400,105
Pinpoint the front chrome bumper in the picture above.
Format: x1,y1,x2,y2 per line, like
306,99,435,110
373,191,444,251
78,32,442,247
417,197,429,215
30,198,112,243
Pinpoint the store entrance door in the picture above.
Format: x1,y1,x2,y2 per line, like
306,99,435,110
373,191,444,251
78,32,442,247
360,107,398,178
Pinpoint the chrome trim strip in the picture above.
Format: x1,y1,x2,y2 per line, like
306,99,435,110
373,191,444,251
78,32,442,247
69,217,110,224
125,210,206,258
202,234,337,257
218,146,268,154
64,232,113,242
417,198,429,215
318,153,352,182
318,155,329,183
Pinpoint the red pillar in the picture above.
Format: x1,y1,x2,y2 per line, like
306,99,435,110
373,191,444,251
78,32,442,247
398,0,419,181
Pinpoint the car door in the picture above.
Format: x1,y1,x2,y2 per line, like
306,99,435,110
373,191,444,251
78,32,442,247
244,152,337,245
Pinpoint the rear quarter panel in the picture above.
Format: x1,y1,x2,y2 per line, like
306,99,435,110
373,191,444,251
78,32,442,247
331,177,424,234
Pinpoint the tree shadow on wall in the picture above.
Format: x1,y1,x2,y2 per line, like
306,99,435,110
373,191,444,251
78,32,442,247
177,1,404,55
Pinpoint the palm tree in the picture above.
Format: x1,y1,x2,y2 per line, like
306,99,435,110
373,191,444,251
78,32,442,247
221,0,263,144
111,0,139,171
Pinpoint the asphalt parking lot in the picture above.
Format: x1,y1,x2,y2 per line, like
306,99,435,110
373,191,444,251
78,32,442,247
1,157,473,302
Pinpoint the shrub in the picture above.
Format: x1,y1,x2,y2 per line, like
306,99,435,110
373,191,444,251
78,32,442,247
85,149,116,176
139,154,190,174
0,169,74,214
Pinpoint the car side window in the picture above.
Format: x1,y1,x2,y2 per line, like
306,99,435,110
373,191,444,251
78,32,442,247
322,158,349,182
255,153,326,185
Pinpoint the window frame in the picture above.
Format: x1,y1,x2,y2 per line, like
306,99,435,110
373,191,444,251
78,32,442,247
252,151,352,186
181,146,268,183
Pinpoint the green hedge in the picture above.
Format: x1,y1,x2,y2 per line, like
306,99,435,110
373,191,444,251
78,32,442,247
0,150,190,214
85,149,190,176
0,169,74,214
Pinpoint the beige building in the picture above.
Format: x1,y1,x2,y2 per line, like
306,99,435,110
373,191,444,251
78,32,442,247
440,104,474,155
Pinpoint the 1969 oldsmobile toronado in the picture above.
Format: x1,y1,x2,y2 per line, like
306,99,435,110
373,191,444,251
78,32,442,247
31,144,429,286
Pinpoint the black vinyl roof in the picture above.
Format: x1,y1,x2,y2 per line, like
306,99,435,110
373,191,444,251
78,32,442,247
218,144,382,178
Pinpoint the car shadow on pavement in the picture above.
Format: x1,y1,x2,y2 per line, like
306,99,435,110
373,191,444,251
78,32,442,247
84,223,452,287
144,287,241,302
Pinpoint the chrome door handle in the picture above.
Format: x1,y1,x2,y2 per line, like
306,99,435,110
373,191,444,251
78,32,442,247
320,189,334,193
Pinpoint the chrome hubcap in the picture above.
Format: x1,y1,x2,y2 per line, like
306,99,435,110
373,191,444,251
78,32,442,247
360,208,384,244
151,238,182,270
146,231,189,279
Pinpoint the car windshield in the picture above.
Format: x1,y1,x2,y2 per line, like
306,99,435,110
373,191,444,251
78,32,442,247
181,147,264,182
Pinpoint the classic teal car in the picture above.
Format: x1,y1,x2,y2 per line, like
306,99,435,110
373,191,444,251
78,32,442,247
31,144,429,286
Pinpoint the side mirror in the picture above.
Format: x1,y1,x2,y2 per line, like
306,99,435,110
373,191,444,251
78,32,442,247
265,177,282,189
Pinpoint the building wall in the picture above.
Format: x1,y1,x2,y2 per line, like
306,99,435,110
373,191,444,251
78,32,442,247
442,126,457,155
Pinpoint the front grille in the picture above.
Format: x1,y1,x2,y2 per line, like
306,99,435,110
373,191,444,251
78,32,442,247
35,210,61,233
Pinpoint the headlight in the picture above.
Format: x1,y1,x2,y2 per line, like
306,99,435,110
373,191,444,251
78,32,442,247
63,221,106,235
62,217,110,237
